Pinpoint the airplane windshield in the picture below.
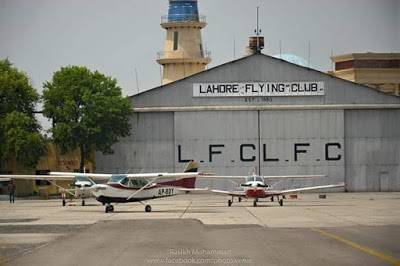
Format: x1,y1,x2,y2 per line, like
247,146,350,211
120,177,129,186
245,176,254,182
109,175,127,183
75,176,91,182
255,176,263,182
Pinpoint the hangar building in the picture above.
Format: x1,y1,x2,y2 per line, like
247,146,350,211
96,53,400,192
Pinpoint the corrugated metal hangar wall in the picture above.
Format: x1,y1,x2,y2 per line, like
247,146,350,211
96,54,400,192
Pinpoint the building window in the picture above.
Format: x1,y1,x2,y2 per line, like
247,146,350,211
200,43,203,57
173,31,179,50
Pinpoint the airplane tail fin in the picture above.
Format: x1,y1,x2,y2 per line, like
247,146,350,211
184,160,199,173
181,160,199,188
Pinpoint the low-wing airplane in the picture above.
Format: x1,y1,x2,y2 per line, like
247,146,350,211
51,161,208,213
208,173,345,207
0,174,105,206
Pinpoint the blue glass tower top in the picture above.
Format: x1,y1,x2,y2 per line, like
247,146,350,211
168,0,199,22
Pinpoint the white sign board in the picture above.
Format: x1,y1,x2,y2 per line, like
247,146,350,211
193,82,325,97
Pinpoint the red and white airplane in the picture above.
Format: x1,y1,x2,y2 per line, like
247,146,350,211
209,173,345,207
51,161,207,213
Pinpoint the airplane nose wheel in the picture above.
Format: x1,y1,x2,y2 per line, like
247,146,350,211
253,199,257,207
105,204,114,213
82,200,85,206
228,199,232,207
238,197,242,202
62,199,66,206
145,205,152,212
279,199,283,206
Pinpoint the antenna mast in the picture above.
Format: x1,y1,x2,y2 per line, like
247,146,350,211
255,6,262,52
245,6,265,55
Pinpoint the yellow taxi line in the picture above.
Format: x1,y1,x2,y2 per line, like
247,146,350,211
312,228,400,266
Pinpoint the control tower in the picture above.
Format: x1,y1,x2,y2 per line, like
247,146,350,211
157,0,211,85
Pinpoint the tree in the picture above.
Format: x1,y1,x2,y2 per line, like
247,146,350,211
42,66,132,172
0,59,46,169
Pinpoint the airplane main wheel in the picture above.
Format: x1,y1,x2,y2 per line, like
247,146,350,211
62,199,66,206
279,199,283,206
105,205,114,213
82,200,85,206
145,205,152,212
271,197,274,202
253,200,257,207
238,197,242,202
228,200,232,207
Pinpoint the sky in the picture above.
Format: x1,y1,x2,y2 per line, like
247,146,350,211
0,0,399,98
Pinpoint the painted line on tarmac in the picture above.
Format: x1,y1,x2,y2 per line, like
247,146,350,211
179,200,192,218
244,207,265,227
312,228,400,266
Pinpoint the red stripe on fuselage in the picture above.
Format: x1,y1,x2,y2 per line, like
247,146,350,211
108,177,196,190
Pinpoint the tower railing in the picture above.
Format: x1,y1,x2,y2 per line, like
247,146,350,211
161,14,206,24
157,50,211,60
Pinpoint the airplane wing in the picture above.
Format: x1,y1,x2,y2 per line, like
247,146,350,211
0,174,76,180
199,175,247,179
278,182,345,195
126,172,200,179
199,174,326,179
210,189,246,197
50,172,111,181
263,175,326,179
0,174,79,197
51,172,201,181
176,187,209,193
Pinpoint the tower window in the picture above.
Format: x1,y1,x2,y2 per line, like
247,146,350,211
173,31,179,50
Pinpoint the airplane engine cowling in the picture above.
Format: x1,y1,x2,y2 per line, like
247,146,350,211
246,188,266,198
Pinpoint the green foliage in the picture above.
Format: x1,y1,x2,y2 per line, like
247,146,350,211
43,66,132,171
0,59,46,169
0,59,39,117
3,112,47,168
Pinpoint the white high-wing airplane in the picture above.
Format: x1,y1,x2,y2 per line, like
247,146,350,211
209,173,345,207
51,161,208,213
0,174,106,206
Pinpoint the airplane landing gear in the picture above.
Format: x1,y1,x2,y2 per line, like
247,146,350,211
228,199,232,207
62,199,66,206
145,205,152,212
253,199,257,207
238,197,242,202
271,196,274,202
279,199,283,206
105,204,114,213
81,199,85,206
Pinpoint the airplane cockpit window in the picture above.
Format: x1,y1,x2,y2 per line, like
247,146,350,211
245,176,254,183
120,177,129,186
109,175,126,183
75,176,90,182
255,176,263,182
129,178,149,188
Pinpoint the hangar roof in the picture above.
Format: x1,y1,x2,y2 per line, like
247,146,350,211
131,53,400,110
